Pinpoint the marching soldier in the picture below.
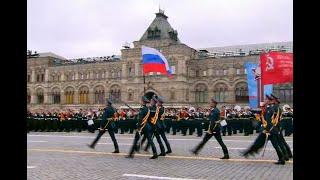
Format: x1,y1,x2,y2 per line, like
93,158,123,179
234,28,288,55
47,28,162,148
126,96,159,159
145,96,166,156
87,99,119,153
155,96,172,154
143,96,172,155
191,98,229,159
242,95,286,165
281,104,293,136
270,94,293,160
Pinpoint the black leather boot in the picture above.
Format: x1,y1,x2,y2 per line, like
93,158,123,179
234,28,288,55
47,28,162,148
220,154,229,159
112,149,120,153
150,154,158,159
274,160,285,165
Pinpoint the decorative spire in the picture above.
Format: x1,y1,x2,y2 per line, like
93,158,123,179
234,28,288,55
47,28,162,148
156,8,167,19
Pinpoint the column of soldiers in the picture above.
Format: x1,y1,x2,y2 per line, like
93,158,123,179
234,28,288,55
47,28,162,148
27,94,293,164
241,94,293,165
27,104,293,138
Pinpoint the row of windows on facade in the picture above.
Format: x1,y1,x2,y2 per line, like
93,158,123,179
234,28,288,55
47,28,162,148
27,72,121,82
193,69,247,77
27,90,121,104
27,86,293,105
27,74,45,82
27,67,247,83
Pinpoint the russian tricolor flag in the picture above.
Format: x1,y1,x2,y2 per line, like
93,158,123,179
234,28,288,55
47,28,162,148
141,46,173,78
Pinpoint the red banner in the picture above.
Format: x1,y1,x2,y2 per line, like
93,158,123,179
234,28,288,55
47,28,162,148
260,51,293,85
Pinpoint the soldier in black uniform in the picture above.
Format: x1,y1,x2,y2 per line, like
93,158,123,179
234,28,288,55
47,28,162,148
126,96,158,159
281,105,293,136
271,94,293,160
87,99,119,153
144,96,173,154
242,95,286,165
195,108,203,137
191,98,229,159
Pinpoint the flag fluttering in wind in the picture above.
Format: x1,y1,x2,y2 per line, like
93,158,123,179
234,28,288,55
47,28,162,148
260,52,293,85
141,46,173,78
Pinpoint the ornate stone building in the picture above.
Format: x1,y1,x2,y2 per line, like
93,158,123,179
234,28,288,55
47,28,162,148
27,10,293,110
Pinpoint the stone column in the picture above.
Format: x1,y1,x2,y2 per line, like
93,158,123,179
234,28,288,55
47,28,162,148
208,69,213,76
45,69,49,82
61,73,65,81
60,90,66,104
44,91,50,104
88,91,94,104
229,67,235,76
134,62,140,76
121,63,126,78
30,92,37,104
31,70,36,82
90,71,94,79
74,91,79,104
75,72,79,80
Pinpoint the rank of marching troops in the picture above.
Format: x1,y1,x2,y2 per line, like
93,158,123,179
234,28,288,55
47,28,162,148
27,104,293,138
27,94,292,164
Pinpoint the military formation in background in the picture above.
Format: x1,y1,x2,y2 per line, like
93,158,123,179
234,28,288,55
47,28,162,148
27,95,293,164
27,104,293,138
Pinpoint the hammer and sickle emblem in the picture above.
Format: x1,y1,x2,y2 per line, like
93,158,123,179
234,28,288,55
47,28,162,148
265,55,274,71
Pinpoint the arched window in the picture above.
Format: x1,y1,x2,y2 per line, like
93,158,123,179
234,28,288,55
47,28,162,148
36,88,44,104
27,89,31,104
41,74,44,82
128,89,134,101
235,82,249,102
110,85,121,103
273,83,293,103
214,83,228,103
111,71,115,78
195,84,208,103
195,70,200,77
79,86,89,104
117,71,121,79
65,87,74,104
66,72,73,81
95,72,99,79
52,88,61,104
94,86,105,104
128,63,134,76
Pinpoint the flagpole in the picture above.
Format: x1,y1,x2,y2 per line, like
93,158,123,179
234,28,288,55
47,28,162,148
143,74,146,95
257,77,260,107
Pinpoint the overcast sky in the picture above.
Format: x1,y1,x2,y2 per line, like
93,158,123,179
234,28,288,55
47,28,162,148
27,0,293,59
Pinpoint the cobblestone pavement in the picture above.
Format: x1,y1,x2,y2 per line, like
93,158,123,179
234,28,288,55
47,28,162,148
27,132,293,180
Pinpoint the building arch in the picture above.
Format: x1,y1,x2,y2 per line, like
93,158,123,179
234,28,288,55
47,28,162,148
94,85,105,104
194,83,208,103
234,82,249,103
65,86,75,104
109,84,121,103
213,82,228,103
51,87,61,104
36,88,44,104
79,86,89,104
